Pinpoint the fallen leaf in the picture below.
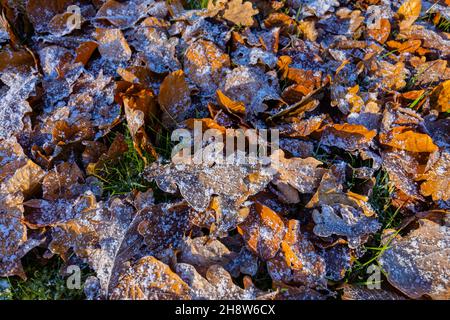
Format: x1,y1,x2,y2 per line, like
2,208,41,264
184,40,230,95
320,123,376,151
312,204,381,249
397,0,422,31
237,203,286,260
417,150,450,201
111,256,191,300
223,0,259,27
158,70,192,127
270,149,326,194
379,219,450,299
267,219,327,287
380,127,438,153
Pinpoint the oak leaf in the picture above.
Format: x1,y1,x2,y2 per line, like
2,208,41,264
379,219,450,299
223,0,259,27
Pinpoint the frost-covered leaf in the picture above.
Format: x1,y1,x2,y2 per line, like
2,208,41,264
380,127,438,153
94,28,132,62
270,149,325,194
175,263,270,300
237,203,285,260
158,70,192,127
111,256,191,300
312,204,381,249
417,150,450,201
145,162,274,232
267,219,327,287
320,124,376,151
220,66,280,115
341,285,406,300
379,219,450,299
430,80,450,113
184,39,230,96
0,70,37,140
397,0,422,31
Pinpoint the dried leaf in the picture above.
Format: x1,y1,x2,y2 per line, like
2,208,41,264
321,123,376,151
341,285,406,300
0,70,37,140
220,66,280,115
158,70,192,127
417,150,450,201
270,149,325,194
397,0,422,31
184,40,230,95
145,162,274,232
94,28,132,62
223,0,259,27
111,256,191,300
216,89,246,115
237,203,285,260
267,220,327,287
379,219,450,299
312,204,381,249
430,80,450,113
380,127,438,153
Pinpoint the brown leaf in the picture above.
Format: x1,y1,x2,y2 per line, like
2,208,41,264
26,0,73,33
216,90,246,115
430,80,450,113
270,149,326,194
417,150,450,201
379,219,450,299
178,236,238,278
397,0,422,31
137,202,193,255
111,256,191,300
223,0,259,27
341,285,406,300
366,18,391,44
237,203,286,260
380,127,438,153
320,123,376,151
94,28,132,62
184,40,230,95
267,220,327,287
382,150,423,200
158,70,192,127
145,161,274,232
42,162,85,201
74,41,98,66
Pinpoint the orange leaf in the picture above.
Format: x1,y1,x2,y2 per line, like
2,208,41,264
430,80,450,113
216,90,246,114
380,127,438,152
397,0,422,31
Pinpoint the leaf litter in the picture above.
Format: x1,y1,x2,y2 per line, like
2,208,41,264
0,0,449,300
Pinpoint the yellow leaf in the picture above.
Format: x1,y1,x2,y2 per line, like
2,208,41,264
216,90,246,114
223,0,259,27
430,80,450,113
380,127,438,152
397,0,422,31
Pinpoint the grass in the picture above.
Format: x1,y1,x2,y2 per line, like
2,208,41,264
91,128,154,196
90,123,176,202
186,0,210,9
310,146,404,288
407,91,428,109
421,11,450,33
3,124,175,300
343,170,403,287
0,254,91,300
